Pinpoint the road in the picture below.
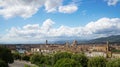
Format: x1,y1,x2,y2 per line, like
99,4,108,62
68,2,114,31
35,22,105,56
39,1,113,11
9,60,38,67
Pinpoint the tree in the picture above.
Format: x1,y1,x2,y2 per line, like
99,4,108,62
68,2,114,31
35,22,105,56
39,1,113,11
106,58,120,67
0,47,14,64
53,52,72,64
43,55,53,65
0,59,8,67
54,58,82,67
30,54,54,67
30,54,45,65
72,53,88,67
24,64,31,67
88,56,106,67
12,51,21,60
22,55,30,61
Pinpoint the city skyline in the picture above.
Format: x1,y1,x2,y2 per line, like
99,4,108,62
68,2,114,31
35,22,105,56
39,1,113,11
0,0,120,43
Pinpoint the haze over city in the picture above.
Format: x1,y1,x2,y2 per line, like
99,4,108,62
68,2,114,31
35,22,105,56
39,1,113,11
0,0,120,44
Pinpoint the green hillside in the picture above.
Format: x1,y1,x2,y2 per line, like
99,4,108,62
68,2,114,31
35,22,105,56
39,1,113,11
88,35,120,44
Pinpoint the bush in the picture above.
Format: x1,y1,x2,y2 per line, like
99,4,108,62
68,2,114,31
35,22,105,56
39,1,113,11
0,59,8,67
24,64,30,67
53,52,72,64
54,58,82,67
12,52,21,60
0,47,14,64
43,55,53,65
72,53,88,67
30,54,45,65
106,58,120,67
88,56,106,67
22,55,30,61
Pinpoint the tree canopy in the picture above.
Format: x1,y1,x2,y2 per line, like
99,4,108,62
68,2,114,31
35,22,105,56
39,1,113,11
106,58,120,67
30,54,45,65
29,52,120,67
0,47,14,64
54,58,81,67
53,52,72,64
88,56,106,67
72,53,88,67
12,51,21,60
0,59,8,67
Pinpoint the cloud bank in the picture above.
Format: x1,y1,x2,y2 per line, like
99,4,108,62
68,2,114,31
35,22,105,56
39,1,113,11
0,17,120,43
0,0,78,18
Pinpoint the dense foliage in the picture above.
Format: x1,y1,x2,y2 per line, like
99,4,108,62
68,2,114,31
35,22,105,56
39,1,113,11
54,58,81,67
29,52,120,67
88,56,106,67
30,54,53,67
0,47,14,67
106,58,120,67
0,59,8,67
12,51,21,60
72,53,88,67
30,54,44,65
22,55,30,61
53,52,72,64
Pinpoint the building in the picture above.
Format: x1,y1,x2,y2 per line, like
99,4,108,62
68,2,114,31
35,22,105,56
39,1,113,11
85,52,106,57
1,40,120,58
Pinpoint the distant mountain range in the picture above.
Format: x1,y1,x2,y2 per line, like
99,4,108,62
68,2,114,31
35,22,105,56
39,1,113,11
87,35,120,44
54,35,120,44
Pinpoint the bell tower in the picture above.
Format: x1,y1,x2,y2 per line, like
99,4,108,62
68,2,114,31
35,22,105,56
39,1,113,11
46,40,48,45
106,41,112,58
106,41,109,52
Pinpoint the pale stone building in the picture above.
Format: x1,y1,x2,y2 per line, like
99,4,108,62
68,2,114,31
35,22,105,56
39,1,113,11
112,53,120,58
85,52,107,57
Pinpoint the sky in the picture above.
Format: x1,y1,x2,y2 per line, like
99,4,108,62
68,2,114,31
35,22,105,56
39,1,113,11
0,0,120,44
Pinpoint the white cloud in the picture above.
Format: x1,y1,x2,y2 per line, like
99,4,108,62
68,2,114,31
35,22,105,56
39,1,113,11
105,0,120,6
85,18,120,35
0,0,45,18
23,24,40,30
0,0,78,18
41,19,55,31
58,4,78,13
44,0,62,12
1,17,120,43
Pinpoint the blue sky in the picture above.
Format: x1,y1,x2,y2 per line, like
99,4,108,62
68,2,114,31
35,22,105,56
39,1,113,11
0,0,120,44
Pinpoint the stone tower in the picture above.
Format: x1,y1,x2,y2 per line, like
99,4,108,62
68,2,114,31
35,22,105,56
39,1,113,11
72,40,78,47
46,40,48,45
106,41,112,58
106,41,109,52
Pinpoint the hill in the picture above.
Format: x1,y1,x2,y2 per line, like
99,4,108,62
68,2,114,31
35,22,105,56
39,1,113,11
88,35,120,44
53,35,120,44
